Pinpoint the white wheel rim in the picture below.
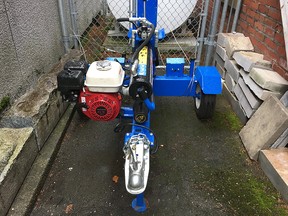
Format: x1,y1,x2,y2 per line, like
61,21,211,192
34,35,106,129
195,85,201,109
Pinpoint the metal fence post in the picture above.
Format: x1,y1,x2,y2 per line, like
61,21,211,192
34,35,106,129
226,0,235,32
102,0,108,15
219,0,229,33
195,0,210,67
231,0,242,32
58,0,70,53
69,0,79,49
204,0,221,66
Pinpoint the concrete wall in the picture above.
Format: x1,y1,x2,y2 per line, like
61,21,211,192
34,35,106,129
0,0,102,103
237,0,287,80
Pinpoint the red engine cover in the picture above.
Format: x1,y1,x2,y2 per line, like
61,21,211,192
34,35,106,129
79,89,122,121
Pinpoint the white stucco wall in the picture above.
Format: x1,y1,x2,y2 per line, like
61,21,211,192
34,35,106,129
0,0,102,102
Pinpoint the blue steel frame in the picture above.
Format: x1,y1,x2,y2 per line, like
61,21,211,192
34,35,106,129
153,63,222,97
118,60,222,213
113,0,222,212
121,1,159,211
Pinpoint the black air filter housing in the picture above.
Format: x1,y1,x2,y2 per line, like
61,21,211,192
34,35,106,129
57,60,88,102
64,60,88,74
57,69,84,93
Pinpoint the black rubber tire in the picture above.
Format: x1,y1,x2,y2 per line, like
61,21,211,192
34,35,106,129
194,84,216,120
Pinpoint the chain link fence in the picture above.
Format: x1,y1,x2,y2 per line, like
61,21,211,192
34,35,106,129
70,0,205,65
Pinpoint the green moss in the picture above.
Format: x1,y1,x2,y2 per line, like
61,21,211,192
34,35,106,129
211,110,243,132
0,96,10,113
206,169,287,215
225,110,243,131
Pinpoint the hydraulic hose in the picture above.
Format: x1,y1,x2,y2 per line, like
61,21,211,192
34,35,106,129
117,18,137,29
117,18,129,22
116,18,155,63
131,22,155,63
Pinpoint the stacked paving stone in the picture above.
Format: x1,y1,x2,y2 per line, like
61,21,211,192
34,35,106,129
215,33,288,155
214,33,288,201
239,94,288,160
214,33,288,123
243,94,288,202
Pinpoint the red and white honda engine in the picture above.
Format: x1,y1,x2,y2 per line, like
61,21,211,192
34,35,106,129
79,90,122,121
57,60,124,121
80,60,125,121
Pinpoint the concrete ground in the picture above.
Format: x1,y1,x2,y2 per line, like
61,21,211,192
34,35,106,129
30,96,287,216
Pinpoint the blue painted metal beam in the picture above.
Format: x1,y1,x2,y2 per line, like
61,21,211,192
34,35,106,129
153,75,196,97
137,0,158,27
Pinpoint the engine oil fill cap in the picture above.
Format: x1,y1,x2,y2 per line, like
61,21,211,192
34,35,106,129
96,60,112,71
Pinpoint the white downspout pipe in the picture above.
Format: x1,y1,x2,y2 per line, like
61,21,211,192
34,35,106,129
58,0,70,53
